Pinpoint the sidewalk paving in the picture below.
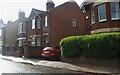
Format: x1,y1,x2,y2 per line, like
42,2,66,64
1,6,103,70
0,54,119,75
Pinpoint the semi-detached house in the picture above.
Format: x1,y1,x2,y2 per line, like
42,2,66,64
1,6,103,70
27,1,84,47
81,1,120,34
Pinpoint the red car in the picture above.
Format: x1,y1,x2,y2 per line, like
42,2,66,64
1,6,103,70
42,46,61,60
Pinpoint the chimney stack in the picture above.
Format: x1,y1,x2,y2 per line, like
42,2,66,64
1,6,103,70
18,9,25,20
46,0,55,11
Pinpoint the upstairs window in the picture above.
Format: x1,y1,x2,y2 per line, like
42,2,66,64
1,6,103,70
110,2,120,20
45,16,47,27
37,17,41,29
98,3,107,22
18,22,26,34
72,18,76,28
91,8,95,24
32,18,35,29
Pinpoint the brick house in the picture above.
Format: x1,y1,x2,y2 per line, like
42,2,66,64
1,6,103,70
27,0,85,48
81,1,120,34
17,11,28,47
43,1,85,46
27,8,45,47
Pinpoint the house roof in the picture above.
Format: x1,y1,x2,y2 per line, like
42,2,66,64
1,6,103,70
80,0,120,8
29,8,45,18
48,1,79,12
80,0,93,8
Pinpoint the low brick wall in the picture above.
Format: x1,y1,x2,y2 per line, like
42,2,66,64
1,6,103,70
2,45,18,57
24,46,44,58
61,55,119,69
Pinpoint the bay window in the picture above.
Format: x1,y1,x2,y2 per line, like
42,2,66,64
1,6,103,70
98,3,107,22
91,8,95,24
110,2,120,20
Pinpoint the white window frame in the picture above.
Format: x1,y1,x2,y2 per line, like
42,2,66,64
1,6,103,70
91,8,95,24
98,3,107,22
18,23,26,34
45,16,47,27
36,36,41,46
19,40,22,46
32,18,35,29
31,37,35,46
37,17,41,29
72,18,77,28
110,2,120,20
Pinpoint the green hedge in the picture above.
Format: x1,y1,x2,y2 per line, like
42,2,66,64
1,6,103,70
60,32,120,59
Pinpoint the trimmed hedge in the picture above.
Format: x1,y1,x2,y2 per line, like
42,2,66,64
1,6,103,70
60,32,120,59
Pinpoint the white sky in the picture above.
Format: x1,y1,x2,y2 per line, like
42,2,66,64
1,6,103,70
0,0,84,23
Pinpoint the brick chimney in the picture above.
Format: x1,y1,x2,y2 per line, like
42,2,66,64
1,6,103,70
46,0,55,11
18,9,25,20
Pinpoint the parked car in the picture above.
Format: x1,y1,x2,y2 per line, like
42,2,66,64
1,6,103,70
42,46,61,60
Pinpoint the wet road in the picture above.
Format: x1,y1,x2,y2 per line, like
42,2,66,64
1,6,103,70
0,58,108,75
0,58,82,73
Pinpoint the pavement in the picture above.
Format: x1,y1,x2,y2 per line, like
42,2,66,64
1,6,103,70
0,54,119,75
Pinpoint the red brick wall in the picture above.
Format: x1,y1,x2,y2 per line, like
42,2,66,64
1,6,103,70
43,2,85,46
2,46,18,57
85,2,120,32
24,46,43,58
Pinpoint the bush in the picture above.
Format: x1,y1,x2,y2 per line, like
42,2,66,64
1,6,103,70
60,32,120,59
60,36,84,57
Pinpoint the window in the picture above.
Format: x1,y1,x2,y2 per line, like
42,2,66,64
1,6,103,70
31,37,35,46
18,23,22,33
37,17,41,29
32,18,35,29
18,39,25,46
0,29,2,36
98,3,107,22
19,40,22,46
45,16,47,27
110,2,120,20
91,8,95,24
72,18,76,27
44,34,49,44
22,22,26,33
36,36,41,46
18,23,26,34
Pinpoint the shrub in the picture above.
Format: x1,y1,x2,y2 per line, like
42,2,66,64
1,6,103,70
60,32,120,59
60,36,84,57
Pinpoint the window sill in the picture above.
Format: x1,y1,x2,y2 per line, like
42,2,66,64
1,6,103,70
111,18,120,21
91,22,95,25
99,19,107,23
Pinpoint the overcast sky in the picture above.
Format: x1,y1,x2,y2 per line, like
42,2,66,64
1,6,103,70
0,0,84,23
